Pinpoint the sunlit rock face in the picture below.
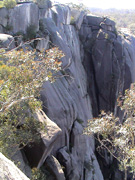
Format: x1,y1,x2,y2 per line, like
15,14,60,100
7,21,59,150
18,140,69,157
0,153,30,180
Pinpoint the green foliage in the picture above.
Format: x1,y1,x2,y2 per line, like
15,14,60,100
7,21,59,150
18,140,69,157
90,8,135,34
0,46,64,158
3,0,16,9
0,1,4,8
85,83,135,179
70,16,75,25
31,168,47,180
67,2,90,14
5,24,13,31
26,25,37,40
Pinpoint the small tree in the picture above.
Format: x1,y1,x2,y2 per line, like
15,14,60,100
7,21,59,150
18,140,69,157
0,45,64,157
84,84,135,180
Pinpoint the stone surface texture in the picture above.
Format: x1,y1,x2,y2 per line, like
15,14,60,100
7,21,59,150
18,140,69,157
0,152,30,180
0,2,135,180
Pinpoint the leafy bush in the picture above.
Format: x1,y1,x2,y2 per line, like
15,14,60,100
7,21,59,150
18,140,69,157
31,168,47,180
67,2,90,14
26,25,37,40
85,84,135,180
70,16,75,25
0,1,4,8
0,46,64,157
3,0,16,9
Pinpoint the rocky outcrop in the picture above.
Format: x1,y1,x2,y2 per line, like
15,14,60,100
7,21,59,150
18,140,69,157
8,3,39,34
0,152,30,180
45,155,65,180
24,110,62,169
0,33,15,50
0,2,135,180
80,15,135,115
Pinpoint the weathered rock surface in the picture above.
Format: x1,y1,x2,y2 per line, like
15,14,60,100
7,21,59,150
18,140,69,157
0,33,15,50
24,110,62,168
70,9,86,30
0,2,135,180
0,7,8,33
0,152,30,180
40,8,103,179
36,36,49,51
9,3,39,34
80,15,135,115
45,155,66,180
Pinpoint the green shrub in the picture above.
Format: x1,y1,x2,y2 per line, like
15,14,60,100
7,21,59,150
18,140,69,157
3,0,16,9
70,16,75,25
26,25,37,40
0,1,4,8
31,168,47,180
0,46,64,158
85,83,135,179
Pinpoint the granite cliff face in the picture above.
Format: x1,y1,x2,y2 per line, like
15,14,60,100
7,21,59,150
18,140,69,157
0,1,135,180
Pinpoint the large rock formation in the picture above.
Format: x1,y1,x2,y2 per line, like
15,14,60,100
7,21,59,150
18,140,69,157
0,1,135,180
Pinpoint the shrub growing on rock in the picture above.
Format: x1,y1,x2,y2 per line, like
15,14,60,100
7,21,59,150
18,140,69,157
85,83,135,180
0,45,64,158
3,0,16,9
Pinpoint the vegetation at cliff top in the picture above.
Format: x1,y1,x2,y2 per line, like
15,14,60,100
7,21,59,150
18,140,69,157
1,0,16,9
90,8,135,34
85,83,135,180
0,44,64,158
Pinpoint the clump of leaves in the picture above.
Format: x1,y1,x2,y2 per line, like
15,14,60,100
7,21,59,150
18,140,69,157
0,1,4,8
70,16,75,25
85,83,135,180
67,2,90,14
3,0,16,9
0,46,64,157
25,25,37,40
31,168,47,180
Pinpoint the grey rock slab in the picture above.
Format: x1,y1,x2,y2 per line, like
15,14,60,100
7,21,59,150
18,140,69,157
0,33,15,50
9,3,39,34
38,0,52,9
36,36,49,51
24,110,62,168
70,9,85,30
51,4,71,27
83,15,104,26
45,156,66,180
0,152,30,180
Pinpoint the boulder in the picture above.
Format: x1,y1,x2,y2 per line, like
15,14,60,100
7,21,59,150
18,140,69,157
51,4,71,27
36,36,49,51
37,0,52,9
38,0,52,19
0,33,15,50
8,3,39,34
83,14,104,26
23,110,62,168
45,156,66,180
70,9,85,30
0,152,30,180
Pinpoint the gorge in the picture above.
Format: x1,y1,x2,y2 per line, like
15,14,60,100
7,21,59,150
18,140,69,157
0,1,135,179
